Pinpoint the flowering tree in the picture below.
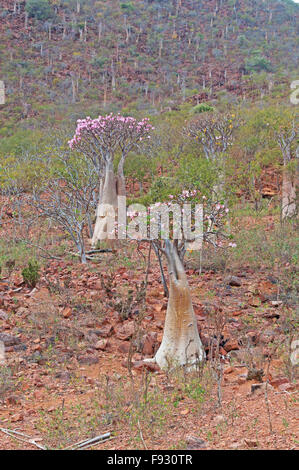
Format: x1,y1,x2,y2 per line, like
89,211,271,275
69,113,154,246
127,189,233,370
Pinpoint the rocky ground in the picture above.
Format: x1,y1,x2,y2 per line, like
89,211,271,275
0,241,298,450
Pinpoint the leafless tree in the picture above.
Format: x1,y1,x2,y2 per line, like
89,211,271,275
31,155,99,263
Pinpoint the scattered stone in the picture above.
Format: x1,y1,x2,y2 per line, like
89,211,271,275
95,339,109,351
11,413,24,422
270,300,283,307
270,377,289,388
225,276,242,287
6,395,21,405
224,366,235,375
277,382,294,392
237,376,246,385
213,414,225,425
232,310,243,317
186,436,207,450
230,442,243,449
55,371,71,382
77,355,99,365
223,339,239,352
142,332,158,356
123,360,160,372
0,310,8,321
0,333,21,347
62,307,72,318
248,297,261,307
244,439,258,448
93,324,114,338
262,311,280,319
16,307,28,316
246,331,259,345
118,342,131,354
115,322,135,341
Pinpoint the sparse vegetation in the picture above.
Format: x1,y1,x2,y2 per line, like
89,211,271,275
0,0,298,453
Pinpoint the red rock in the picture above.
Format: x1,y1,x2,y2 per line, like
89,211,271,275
62,307,72,318
278,383,293,392
77,355,99,365
224,366,234,375
223,339,239,352
213,414,225,424
186,436,207,450
248,297,261,307
244,439,258,448
0,310,8,321
95,324,114,338
11,413,23,422
118,342,131,354
237,377,246,385
115,322,135,341
6,395,20,405
142,332,158,356
194,304,204,316
95,339,109,351
123,360,160,372
34,390,44,399
270,377,289,388
232,311,243,317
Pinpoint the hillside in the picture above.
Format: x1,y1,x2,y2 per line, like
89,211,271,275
0,0,298,453
0,0,298,135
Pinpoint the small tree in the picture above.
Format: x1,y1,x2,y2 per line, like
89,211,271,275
31,154,98,263
185,112,237,163
69,114,154,246
127,189,232,370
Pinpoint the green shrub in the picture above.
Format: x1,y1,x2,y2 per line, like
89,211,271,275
22,260,40,288
25,0,53,21
191,103,215,114
245,51,272,73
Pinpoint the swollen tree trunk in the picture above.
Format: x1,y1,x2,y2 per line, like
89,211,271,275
91,161,117,246
0,340,5,365
282,164,298,220
277,127,298,220
154,241,205,370
91,158,126,247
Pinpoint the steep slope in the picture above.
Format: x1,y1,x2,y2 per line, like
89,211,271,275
0,0,298,134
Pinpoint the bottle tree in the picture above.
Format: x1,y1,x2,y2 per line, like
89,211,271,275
69,114,154,246
127,189,232,370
